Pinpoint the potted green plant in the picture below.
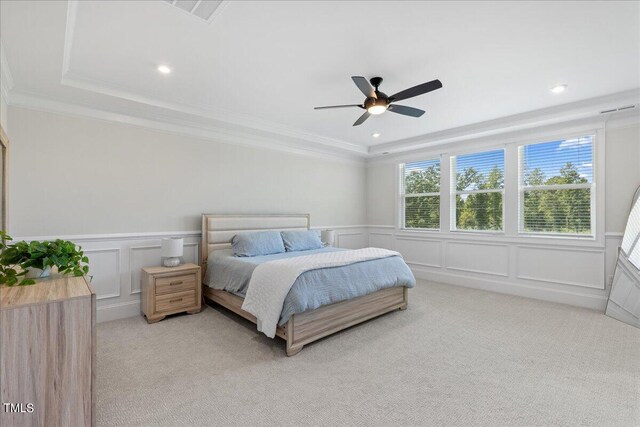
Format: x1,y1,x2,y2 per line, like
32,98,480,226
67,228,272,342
0,231,89,286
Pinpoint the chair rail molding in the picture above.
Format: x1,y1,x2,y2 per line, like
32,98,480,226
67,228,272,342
367,225,620,310
15,226,368,322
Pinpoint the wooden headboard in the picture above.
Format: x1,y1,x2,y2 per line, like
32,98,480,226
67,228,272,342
200,214,310,278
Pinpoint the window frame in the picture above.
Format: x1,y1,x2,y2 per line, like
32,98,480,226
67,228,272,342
517,134,596,238
449,147,506,234
399,158,441,231
392,125,604,247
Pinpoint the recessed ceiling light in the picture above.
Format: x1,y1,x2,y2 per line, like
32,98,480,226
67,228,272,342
157,65,172,74
550,84,567,94
372,133,381,138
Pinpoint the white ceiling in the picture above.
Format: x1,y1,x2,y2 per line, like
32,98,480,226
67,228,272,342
1,1,639,157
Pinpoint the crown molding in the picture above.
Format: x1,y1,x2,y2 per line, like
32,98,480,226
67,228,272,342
60,71,367,157
60,0,366,158
0,42,15,103
367,116,609,166
56,0,640,164
8,91,367,165
368,89,640,156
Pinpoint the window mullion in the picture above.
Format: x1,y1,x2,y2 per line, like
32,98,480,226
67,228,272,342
504,143,519,236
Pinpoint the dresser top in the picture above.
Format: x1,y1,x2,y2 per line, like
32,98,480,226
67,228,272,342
1,275,93,309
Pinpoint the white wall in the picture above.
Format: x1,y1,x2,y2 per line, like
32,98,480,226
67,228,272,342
6,104,640,320
7,106,369,321
605,124,640,232
368,123,640,231
8,107,366,236
0,92,7,131
366,122,640,310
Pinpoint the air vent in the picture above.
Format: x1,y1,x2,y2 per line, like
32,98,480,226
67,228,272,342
162,0,223,23
617,105,636,111
600,105,637,114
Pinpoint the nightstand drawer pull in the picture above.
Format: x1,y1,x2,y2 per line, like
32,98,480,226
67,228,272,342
170,281,183,286
169,298,183,303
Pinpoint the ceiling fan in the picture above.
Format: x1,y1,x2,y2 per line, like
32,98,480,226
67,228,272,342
314,76,443,126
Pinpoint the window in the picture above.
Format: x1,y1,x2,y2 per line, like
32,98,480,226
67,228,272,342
519,136,594,235
400,159,440,230
451,149,504,231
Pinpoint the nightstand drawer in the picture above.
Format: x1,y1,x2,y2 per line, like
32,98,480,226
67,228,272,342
155,274,197,295
155,290,196,313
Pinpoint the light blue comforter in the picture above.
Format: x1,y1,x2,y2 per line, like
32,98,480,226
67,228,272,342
206,247,415,325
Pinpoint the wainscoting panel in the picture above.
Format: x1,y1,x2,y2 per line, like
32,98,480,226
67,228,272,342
337,232,368,249
395,237,442,268
130,243,200,295
18,227,367,322
366,227,620,311
84,248,120,300
446,242,509,277
129,245,162,295
516,246,605,289
17,227,618,320
369,232,395,250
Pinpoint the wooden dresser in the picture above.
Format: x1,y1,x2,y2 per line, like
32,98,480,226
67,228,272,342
0,275,95,427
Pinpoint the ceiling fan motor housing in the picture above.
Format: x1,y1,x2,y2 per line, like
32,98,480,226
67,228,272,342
365,96,389,111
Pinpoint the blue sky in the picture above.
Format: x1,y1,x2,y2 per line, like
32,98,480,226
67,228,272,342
404,135,593,185
455,149,504,179
522,136,593,183
405,158,440,174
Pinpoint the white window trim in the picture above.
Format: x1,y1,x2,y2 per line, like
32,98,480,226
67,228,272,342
398,159,441,231
393,124,605,248
517,132,599,239
450,148,506,233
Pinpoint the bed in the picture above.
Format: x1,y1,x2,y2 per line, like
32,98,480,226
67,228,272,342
201,214,415,356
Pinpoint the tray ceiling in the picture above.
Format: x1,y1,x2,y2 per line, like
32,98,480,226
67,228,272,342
1,1,639,157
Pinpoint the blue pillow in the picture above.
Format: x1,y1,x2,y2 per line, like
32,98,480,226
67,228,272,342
231,231,286,257
281,230,323,252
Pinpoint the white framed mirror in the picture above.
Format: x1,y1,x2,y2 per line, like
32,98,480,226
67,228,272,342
606,186,640,328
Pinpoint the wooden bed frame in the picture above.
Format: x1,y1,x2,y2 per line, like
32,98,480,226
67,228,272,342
201,214,408,356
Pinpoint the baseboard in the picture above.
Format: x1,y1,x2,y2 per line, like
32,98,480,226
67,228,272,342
412,267,608,311
96,300,141,323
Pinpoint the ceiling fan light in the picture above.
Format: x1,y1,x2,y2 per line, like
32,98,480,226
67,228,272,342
367,105,387,115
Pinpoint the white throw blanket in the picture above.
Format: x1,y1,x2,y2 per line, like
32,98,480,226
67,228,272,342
241,247,401,338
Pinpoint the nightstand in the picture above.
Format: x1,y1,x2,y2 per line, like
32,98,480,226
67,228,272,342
141,263,202,323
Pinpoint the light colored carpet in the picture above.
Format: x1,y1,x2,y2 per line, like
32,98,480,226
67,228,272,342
97,281,640,427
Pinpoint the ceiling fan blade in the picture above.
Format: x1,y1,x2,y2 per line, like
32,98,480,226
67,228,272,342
351,76,376,98
388,104,425,117
314,104,363,110
390,79,442,103
353,111,371,126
